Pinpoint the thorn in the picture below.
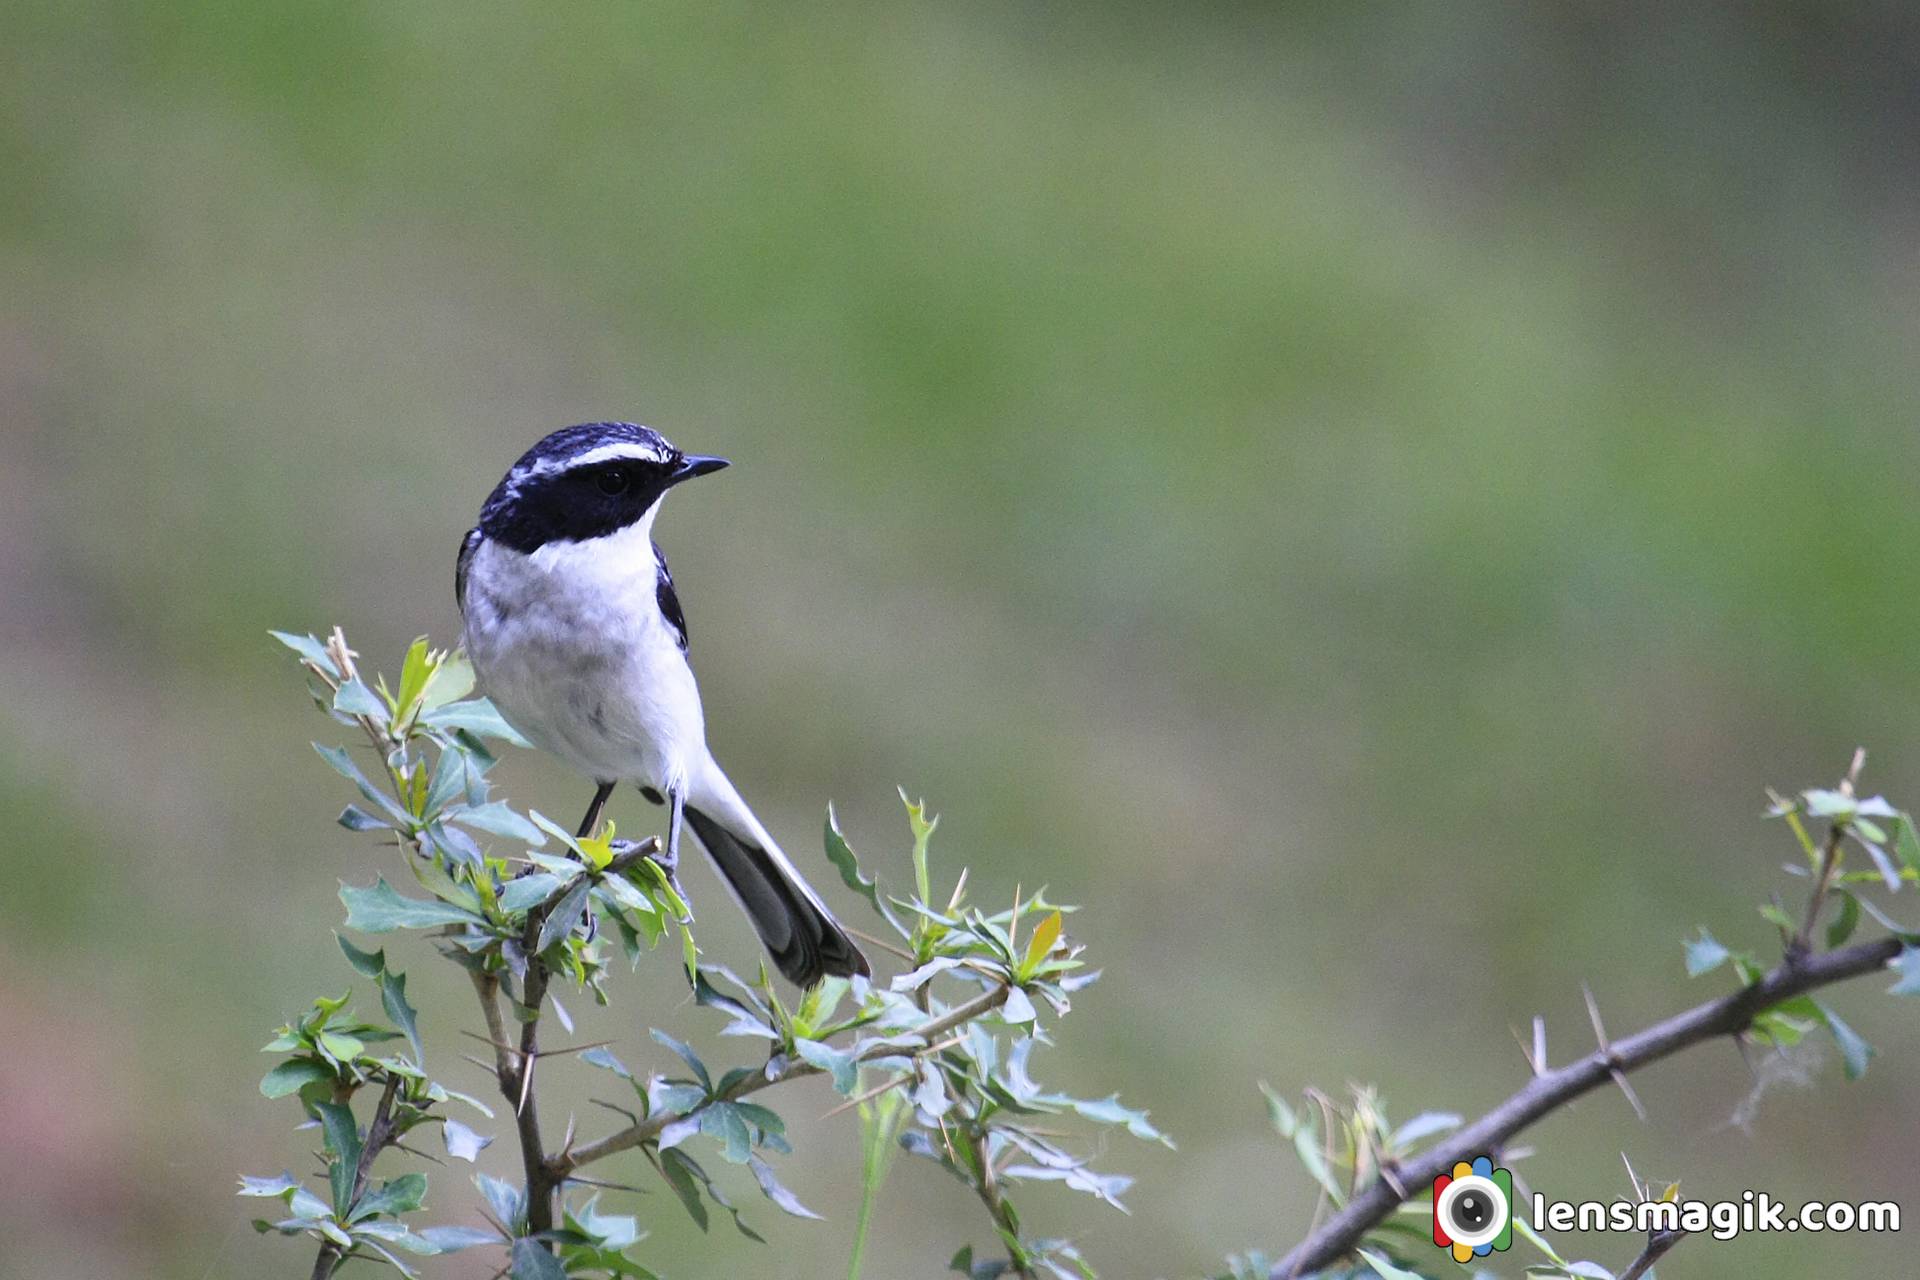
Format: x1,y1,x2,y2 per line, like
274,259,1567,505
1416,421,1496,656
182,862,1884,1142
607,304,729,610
1844,747,1866,794
844,925,915,961
1583,984,1648,1120
391,1142,446,1166
1731,1033,1757,1079
947,867,970,914
518,1055,536,1116
1621,1151,1644,1202
535,1039,618,1059
1511,1018,1547,1075
1611,1069,1649,1122
461,1030,526,1061
1582,983,1609,1049
588,1097,641,1125
561,1174,648,1194
459,1052,498,1076
822,1070,913,1120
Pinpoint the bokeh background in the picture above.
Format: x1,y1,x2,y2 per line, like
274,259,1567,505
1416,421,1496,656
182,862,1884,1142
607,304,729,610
5,4,1920,1277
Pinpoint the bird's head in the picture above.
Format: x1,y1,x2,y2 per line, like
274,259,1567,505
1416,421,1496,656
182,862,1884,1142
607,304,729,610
478,422,729,553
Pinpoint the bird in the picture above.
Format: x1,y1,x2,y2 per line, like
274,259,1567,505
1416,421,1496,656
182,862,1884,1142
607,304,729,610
456,421,869,987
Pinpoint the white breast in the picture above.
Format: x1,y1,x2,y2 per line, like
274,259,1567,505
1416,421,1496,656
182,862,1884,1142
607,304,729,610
462,512,706,793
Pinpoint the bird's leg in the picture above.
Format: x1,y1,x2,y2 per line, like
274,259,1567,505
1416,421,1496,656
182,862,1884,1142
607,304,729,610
576,780,616,840
661,786,690,920
663,786,683,875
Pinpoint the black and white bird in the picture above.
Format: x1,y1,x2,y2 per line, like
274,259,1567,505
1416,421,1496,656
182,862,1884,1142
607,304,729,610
456,422,869,987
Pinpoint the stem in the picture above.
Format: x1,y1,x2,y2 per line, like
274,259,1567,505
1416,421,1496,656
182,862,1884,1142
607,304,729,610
308,1074,404,1280
1271,936,1902,1279
1618,1228,1686,1280
970,1127,1037,1280
557,983,1011,1175
845,1091,902,1280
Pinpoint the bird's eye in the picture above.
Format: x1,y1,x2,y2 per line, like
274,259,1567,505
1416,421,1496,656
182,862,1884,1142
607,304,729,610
596,467,631,496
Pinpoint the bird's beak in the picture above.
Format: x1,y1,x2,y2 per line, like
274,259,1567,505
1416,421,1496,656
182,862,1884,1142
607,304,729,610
669,454,730,485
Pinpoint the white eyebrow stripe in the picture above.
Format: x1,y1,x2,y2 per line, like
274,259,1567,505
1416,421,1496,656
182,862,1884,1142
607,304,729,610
513,441,673,484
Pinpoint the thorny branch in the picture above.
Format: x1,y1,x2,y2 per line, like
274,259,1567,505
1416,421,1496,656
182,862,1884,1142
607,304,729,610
1271,935,1903,1278
309,1075,404,1280
554,982,1013,1176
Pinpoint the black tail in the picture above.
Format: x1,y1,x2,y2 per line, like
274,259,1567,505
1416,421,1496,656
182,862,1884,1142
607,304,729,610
683,804,870,987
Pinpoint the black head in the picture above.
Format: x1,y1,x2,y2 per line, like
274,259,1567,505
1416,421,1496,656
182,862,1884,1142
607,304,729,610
478,422,729,553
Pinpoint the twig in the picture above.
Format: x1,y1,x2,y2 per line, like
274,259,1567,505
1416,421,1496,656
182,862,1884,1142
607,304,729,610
970,1124,1038,1280
1271,936,1903,1279
308,1074,403,1280
1791,748,1864,961
554,983,1013,1174
1618,1228,1687,1280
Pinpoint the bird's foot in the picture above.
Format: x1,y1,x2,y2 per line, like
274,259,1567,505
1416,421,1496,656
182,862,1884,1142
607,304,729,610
606,837,692,923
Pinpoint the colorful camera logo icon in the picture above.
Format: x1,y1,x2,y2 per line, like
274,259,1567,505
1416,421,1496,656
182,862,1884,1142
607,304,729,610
1432,1156,1513,1263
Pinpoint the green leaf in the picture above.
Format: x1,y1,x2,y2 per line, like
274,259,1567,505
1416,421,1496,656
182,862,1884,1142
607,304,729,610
451,802,546,847
443,1117,492,1162
237,1172,303,1198
1888,945,1920,995
382,970,424,1065
657,1147,710,1231
1804,789,1857,819
1291,1117,1343,1206
395,637,434,718
535,878,593,954
900,788,938,904
421,652,476,709
1683,928,1730,977
415,1226,501,1252
748,1155,822,1219
341,878,486,932
510,1237,569,1280
421,698,532,747
338,934,387,978
1259,1082,1298,1138
581,1046,634,1079
314,744,409,821
260,1058,333,1098
1826,890,1862,949
1024,910,1063,972
824,804,887,919
270,630,339,677
701,1102,755,1164
795,1038,858,1095
338,805,392,832
476,1174,524,1232
351,1172,427,1222
499,873,569,915
319,1031,366,1063
316,1102,363,1212
650,1028,712,1090
334,679,388,720
1758,902,1795,932
1897,815,1920,875
1814,1000,1873,1079
1064,1093,1173,1146
1354,1248,1424,1280
1390,1111,1460,1151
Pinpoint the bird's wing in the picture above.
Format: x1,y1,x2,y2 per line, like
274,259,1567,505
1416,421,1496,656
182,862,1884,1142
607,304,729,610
455,527,482,611
653,541,689,652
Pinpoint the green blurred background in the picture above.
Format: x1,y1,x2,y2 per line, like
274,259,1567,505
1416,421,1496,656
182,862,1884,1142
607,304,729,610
5,3,1918,1277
